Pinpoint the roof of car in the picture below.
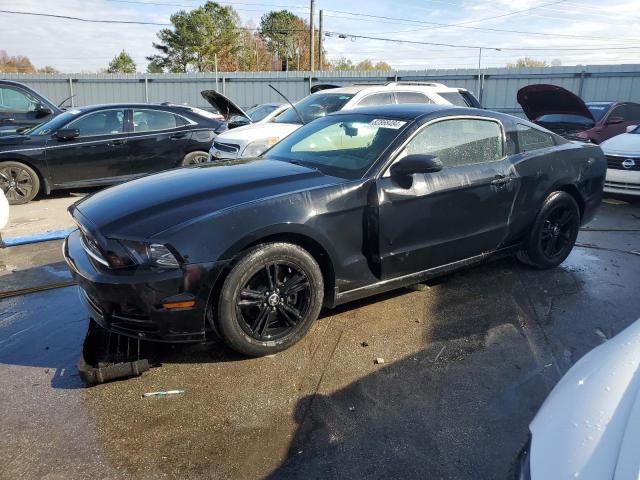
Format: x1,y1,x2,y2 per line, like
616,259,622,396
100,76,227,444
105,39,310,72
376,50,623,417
62,103,208,113
329,103,453,120
313,82,462,96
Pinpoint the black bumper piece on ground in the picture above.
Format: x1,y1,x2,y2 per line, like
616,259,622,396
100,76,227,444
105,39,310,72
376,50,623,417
78,318,152,385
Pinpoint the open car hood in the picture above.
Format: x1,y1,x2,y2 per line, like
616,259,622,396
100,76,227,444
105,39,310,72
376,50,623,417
200,90,248,120
517,84,594,122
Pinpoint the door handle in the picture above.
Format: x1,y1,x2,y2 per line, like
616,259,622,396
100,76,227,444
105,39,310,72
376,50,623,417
491,175,513,187
170,132,187,140
111,139,127,145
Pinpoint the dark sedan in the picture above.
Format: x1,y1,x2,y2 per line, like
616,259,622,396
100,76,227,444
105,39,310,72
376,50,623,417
63,104,606,357
0,103,223,204
0,80,63,135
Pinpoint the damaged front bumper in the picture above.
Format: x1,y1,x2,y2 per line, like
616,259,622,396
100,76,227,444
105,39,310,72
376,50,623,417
64,229,227,343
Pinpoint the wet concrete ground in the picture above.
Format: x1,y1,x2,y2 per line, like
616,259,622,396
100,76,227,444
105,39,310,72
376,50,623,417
1,198,639,479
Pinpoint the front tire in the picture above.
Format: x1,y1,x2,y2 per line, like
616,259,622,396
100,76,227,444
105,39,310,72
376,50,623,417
0,161,40,205
182,151,209,166
517,191,580,269
217,242,324,357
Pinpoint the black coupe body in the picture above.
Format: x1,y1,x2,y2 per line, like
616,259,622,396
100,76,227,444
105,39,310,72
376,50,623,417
0,103,223,204
64,104,606,356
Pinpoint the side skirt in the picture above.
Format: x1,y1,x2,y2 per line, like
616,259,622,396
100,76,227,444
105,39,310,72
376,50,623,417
333,244,521,306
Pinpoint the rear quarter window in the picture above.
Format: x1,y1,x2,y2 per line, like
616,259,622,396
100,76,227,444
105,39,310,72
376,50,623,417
516,124,555,153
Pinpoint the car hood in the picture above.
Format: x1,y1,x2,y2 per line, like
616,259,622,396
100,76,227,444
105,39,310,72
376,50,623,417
71,159,343,239
215,122,301,144
529,319,640,480
601,133,640,156
517,84,594,122
200,90,248,119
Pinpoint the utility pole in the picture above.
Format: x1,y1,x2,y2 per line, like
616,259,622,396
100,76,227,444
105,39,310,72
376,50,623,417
318,9,323,70
476,47,482,97
309,0,315,72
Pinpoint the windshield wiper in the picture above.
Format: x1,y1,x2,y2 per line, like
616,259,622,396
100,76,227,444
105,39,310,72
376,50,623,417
287,159,320,172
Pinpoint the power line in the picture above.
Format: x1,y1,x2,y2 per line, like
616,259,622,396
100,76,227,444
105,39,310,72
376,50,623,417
0,9,170,25
104,0,309,11
325,31,638,51
0,9,308,32
321,10,636,42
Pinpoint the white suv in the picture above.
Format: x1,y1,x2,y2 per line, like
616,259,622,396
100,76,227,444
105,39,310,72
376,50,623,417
209,82,481,160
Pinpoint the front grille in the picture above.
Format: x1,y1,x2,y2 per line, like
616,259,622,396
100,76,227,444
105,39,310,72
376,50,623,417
606,155,640,171
605,180,640,191
213,140,240,153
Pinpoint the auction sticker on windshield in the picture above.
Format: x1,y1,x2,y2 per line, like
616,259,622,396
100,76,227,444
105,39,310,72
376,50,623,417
370,119,406,129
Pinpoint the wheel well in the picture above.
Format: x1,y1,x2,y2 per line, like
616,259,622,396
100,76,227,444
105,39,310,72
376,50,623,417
0,159,48,194
557,184,584,219
204,233,337,328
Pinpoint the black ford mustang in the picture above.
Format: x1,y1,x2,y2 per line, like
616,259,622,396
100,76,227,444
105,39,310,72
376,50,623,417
0,103,223,204
63,104,606,356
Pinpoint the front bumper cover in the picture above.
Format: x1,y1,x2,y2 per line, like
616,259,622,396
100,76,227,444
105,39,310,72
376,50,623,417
64,229,227,343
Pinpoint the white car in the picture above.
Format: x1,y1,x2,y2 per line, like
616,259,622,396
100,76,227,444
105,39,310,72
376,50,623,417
518,319,640,480
209,82,481,160
0,187,8,231
600,125,640,196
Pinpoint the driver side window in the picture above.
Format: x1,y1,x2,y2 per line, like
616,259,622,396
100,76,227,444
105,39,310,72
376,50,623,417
403,118,503,168
68,110,125,137
0,86,38,113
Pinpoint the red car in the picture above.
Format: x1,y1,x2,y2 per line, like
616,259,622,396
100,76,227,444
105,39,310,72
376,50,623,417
517,84,640,144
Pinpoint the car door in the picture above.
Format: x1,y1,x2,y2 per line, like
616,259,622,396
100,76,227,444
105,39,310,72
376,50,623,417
45,108,131,187
601,104,633,142
375,116,517,279
0,85,53,133
128,109,193,175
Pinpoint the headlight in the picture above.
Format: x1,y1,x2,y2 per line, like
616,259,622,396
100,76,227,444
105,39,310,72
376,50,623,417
242,137,280,157
119,240,181,268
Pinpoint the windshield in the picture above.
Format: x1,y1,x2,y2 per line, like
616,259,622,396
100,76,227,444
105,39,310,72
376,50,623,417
537,114,594,127
265,114,408,179
274,93,354,125
587,103,613,122
27,109,84,135
247,104,279,122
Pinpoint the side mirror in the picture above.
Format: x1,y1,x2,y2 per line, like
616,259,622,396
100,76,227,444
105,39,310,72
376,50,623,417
606,116,624,125
55,128,80,140
626,125,638,133
390,154,443,177
35,105,53,118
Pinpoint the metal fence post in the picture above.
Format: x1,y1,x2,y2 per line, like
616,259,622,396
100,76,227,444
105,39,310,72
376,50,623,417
222,77,226,95
68,77,74,107
578,69,586,98
144,77,149,103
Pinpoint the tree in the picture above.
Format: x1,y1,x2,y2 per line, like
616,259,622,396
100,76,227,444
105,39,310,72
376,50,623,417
0,50,36,73
147,1,244,72
506,57,549,68
330,57,393,71
37,65,59,74
259,10,324,70
107,50,137,73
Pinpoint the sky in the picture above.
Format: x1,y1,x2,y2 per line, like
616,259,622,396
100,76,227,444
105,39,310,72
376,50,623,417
1,0,640,72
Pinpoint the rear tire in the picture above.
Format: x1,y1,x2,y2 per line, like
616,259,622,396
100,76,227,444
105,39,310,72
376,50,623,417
216,242,324,357
517,191,580,269
0,161,40,205
182,151,209,166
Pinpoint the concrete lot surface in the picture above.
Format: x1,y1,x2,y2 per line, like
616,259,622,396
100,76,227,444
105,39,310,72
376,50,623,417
3,193,81,240
0,198,639,479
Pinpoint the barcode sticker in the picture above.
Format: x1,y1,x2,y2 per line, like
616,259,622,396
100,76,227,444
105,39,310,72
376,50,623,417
370,119,406,129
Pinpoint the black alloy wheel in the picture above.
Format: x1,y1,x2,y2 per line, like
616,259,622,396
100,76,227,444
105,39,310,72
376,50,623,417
217,242,324,357
517,191,580,269
0,162,40,205
538,205,576,260
236,262,311,341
